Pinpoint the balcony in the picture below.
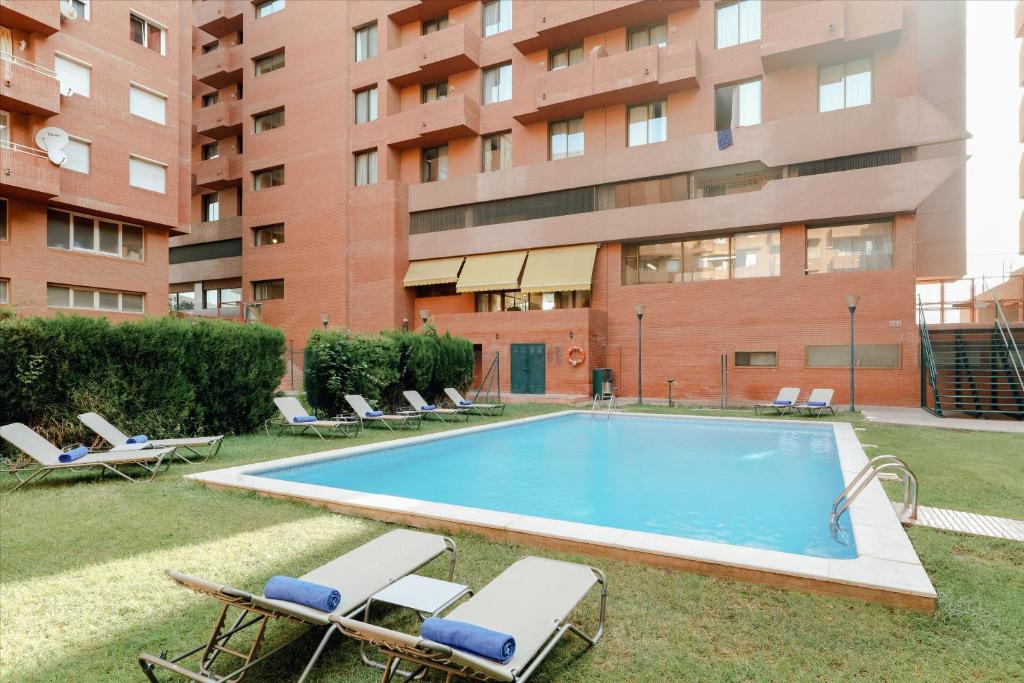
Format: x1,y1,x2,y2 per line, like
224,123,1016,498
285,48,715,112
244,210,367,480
195,44,243,89
514,41,699,124
194,99,242,139
385,23,481,88
0,0,60,35
195,0,244,38
386,93,480,149
194,154,242,190
387,0,465,25
0,142,60,199
761,0,903,71
0,54,61,117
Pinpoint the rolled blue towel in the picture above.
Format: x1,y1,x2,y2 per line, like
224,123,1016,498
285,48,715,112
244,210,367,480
292,415,317,423
420,405,436,411
58,446,89,463
421,617,515,664
365,410,384,418
264,576,341,612
807,401,827,407
126,435,149,444
459,400,473,406
772,400,792,406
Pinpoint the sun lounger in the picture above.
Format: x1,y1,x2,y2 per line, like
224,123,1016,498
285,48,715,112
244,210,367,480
78,412,223,463
344,394,421,431
138,529,457,683
0,422,173,494
333,556,606,683
267,397,359,439
444,388,505,416
754,387,801,415
402,390,469,423
795,388,836,417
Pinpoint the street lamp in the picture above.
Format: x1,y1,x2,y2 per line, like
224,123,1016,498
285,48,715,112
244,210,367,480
321,313,329,329
402,317,409,332
419,309,430,327
846,295,860,413
636,304,645,405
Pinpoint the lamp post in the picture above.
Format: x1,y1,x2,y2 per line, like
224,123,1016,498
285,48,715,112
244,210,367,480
846,295,860,413
636,304,645,405
419,309,430,328
402,318,409,332
320,313,329,330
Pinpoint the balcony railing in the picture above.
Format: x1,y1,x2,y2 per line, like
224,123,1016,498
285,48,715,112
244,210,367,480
918,275,1024,325
0,140,60,198
0,52,61,117
195,0,244,38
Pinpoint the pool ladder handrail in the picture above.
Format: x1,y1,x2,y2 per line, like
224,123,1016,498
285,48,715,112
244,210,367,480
831,455,918,527
591,393,616,418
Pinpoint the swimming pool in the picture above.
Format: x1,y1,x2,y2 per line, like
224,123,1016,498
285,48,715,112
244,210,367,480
260,413,855,559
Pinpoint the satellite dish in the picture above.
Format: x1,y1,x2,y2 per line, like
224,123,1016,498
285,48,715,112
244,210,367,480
60,2,77,20
60,84,74,97
34,127,70,166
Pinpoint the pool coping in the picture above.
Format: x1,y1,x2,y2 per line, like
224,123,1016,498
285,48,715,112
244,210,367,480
187,410,936,611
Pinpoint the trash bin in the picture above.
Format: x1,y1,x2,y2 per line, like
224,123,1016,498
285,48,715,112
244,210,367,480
592,368,613,398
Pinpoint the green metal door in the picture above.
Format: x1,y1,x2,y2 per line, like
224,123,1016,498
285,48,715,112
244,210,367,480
510,343,546,394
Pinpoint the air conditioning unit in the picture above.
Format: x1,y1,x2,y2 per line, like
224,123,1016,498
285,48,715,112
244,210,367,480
59,2,78,21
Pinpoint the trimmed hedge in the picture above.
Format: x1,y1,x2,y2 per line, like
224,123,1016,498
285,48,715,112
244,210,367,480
0,314,285,445
304,328,474,416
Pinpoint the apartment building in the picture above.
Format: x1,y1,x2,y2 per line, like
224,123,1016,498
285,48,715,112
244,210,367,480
0,0,190,318
180,0,968,406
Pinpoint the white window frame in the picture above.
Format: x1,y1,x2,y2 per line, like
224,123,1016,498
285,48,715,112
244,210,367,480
0,278,8,305
54,52,91,97
482,63,512,105
254,0,285,20
715,0,761,49
482,0,512,37
130,11,167,56
355,22,378,63
627,100,667,147
818,58,873,113
46,208,146,261
63,136,91,174
47,284,145,313
67,0,91,21
129,82,167,124
354,149,378,186
354,86,378,124
128,154,167,194
0,197,8,241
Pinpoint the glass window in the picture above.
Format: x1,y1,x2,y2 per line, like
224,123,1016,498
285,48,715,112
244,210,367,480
819,58,872,112
121,226,144,260
72,215,94,250
255,0,285,19
253,166,284,190
628,21,667,50
254,50,285,76
716,0,760,49
202,92,219,107
736,351,777,367
46,209,71,248
549,45,583,70
72,288,94,308
121,293,145,313
714,78,761,129
129,84,166,124
732,230,780,278
806,344,901,369
130,14,165,55
202,41,219,54
54,54,91,97
202,193,220,222
422,145,448,182
354,149,378,186
355,87,378,123
423,15,449,34
98,291,120,311
201,142,219,160
482,63,512,104
806,221,893,273
129,156,166,193
482,132,511,172
98,221,119,254
627,101,667,147
0,198,7,240
549,118,584,160
169,291,195,311
422,81,448,103
0,279,8,305
253,279,285,301
254,223,285,245
482,0,512,36
355,23,377,62
47,285,70,308
254,107,285,133
71,0,89,20
636,241,683,284
64,138,90,174
684,238,732,282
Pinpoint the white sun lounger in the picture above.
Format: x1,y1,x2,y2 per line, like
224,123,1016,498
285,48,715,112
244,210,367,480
754,387,801,415
345,394,421,431
268,397,358,439
403,390,469,423
795,388,836,417
444,388,505,416
78,412,223,463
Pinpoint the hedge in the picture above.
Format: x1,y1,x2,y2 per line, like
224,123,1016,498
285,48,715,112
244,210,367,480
0,314,286,446
304,328,474,416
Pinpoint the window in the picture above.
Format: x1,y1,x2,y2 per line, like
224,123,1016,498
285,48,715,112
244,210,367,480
423,15,449,34
130,13,166,55
253,279,284,301
63,137,90,174
627,101,667,147
732,230,780,278
482,0,512,36
805,220,893,273
355,23,377,62
715,78,761,129
819,58,872,112
621,230,780,284
628,21,667,50
129,155,166,193
0,279,7,305
549,45,583,70
253,166,284,190
806,344,901,369
683,238,732,282
129,84,167,124
169,291,195,312
54,54,90,97
422,81,448,103
254,50,284,76
255,0,284,19
202,41,219,54
474,290,590,312
204,287,242,309
549,118,584,160
169,239,242,264
254,107,285,133
716,0,761,49
354,149,377,186
202,193,220,221
422,145,448,183
354,87,378,123
736,351,777,367
0,198,7,240
46,208,145,260
202,92,219,107
482,63,511,104
482,132,511,172
47,285,144,313
596,175,687,210
70,0,90,20
253,223,285,245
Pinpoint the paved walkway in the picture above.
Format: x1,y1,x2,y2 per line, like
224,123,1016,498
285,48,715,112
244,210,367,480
899,503,1024,542
860,406,1024,434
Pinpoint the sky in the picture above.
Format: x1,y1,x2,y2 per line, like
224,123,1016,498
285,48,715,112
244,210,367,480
965,0,1023,276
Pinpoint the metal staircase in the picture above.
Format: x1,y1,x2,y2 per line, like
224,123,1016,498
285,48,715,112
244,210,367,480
918,298,1024,419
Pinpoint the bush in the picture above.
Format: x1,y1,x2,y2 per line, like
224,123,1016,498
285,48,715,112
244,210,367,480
0,314,285,446
304,327,474,414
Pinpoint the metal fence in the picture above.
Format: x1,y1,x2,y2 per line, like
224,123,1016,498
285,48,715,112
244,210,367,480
917,274,1023,325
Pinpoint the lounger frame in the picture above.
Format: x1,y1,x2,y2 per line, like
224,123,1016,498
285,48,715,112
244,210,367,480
264,416,360,440
443,388,506,417
77,412,224,464
402,391,470,423
2,450,172,494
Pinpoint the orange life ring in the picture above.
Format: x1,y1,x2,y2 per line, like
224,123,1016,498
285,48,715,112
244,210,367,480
566,345,586,368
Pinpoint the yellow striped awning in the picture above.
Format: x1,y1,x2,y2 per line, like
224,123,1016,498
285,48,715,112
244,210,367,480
455,251,528,292
519,244,599,293
402,257,466,287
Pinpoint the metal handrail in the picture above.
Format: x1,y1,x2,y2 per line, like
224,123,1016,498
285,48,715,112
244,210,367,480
993,300,1024,393
917,295,942,415
831,455,918,528
591,393,616,418
0,51,58,78
0,140,49,158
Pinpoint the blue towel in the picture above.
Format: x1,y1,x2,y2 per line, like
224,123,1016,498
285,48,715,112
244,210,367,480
807,401,827,407
420,405,436,411
717,128,733,150
365,410,384,417
58,446,89,463
421,617,516,665
126,435,149,444
772,400,792,406
264,576,341,612
292,415,317,423
459,400,473,406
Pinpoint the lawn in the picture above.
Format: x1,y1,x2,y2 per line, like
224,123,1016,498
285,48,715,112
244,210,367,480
1,404,1022,682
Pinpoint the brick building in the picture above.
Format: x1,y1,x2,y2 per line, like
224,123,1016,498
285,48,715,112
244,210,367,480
177,0,966,406
1,0,191,318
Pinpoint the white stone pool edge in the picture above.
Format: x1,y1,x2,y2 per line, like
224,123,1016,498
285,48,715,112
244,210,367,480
187,410,936,609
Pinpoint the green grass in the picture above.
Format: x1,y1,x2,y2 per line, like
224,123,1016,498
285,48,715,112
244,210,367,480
2,404,1022,682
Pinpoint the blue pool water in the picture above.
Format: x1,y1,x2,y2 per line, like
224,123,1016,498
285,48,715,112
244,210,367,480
260,413,856,559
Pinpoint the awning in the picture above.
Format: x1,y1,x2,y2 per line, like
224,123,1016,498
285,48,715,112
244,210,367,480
456,251,528,292
402,256,465,287
519,244,599,293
